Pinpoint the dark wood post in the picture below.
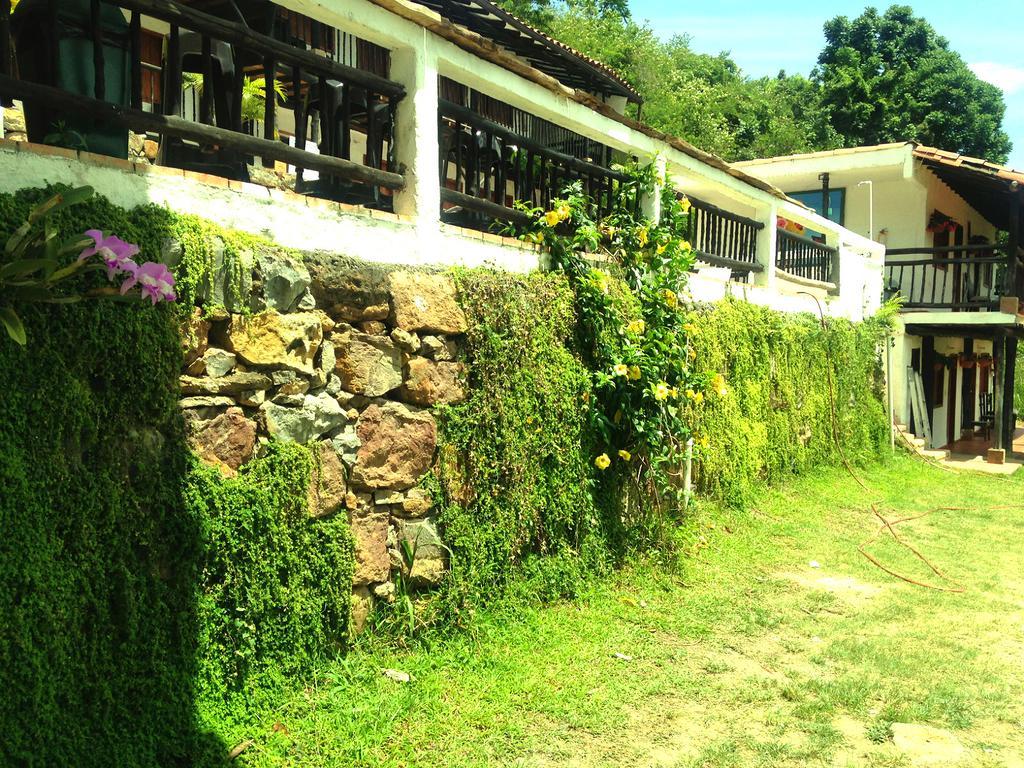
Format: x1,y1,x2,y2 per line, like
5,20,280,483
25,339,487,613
129,11,142,110
1006,183,1020,298
262,55,275,167
0,0,11,82
90,0,105,101
993,331,1005,451
1003,335,1018,451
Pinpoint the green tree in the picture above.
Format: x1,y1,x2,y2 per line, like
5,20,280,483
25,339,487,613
499,0,630,28
544,3,835,160
814,5,1011,161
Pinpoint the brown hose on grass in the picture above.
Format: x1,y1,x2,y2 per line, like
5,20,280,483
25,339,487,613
799,292,966,593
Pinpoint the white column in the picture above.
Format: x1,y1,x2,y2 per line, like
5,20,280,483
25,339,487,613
389,32,440,245
642,155,667,223
753,202,778,290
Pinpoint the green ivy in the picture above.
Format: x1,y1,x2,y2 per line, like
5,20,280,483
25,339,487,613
686,297,892,505
0,189,354,767
429,270,616,624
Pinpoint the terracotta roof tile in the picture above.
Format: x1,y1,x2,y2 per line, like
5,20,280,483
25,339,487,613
913,145,1024,186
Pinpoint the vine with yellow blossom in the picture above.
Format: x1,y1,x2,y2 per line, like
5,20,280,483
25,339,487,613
509,163,727,515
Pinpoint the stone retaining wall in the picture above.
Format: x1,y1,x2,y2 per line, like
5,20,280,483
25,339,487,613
179,243,467,633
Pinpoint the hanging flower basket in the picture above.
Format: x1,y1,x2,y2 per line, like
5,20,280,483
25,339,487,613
926,210,957,234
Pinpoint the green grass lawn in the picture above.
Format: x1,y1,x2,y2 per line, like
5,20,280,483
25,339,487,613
236,455,1024,767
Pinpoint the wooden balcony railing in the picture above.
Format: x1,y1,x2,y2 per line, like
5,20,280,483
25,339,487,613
776,229,837,284
1,0,405,205
438,98,638,229
885,244,1012,310
684,195,763,281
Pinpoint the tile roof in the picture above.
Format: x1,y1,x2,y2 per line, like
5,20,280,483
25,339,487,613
912,145,1024,187
409,0,640,102
733,143,911,167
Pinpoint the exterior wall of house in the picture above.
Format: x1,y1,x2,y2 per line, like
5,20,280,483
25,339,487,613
890,328,997,448
0,139,884,323
0,140,543,273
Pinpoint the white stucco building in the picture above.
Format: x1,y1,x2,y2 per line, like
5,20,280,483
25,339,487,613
1,0,882,323
739,143,1024,459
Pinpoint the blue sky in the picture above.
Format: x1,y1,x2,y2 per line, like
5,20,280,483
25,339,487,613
628,0,1024,168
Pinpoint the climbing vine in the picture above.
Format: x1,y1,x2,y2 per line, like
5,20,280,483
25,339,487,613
684,297,894,505
510,163,722,514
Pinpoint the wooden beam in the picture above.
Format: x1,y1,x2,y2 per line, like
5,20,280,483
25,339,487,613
441,187,531,224
0,0,10,107
440,99,628,182
1008,187,1022,298
694,251,764,273
0,74,406,190
993,331,1005,451
1003,335,1018,450
115,0,405,99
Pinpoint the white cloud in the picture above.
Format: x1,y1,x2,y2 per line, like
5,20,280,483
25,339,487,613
969,62,1024,95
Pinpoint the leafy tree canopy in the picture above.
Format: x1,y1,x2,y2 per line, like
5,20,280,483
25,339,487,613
495,2,1011,164
814,5,1011,162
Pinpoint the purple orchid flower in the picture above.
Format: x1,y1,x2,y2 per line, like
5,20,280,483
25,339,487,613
78,229,142,281
121,261,177,305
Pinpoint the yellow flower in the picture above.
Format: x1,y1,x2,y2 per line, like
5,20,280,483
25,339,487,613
688,347,696,360
653,381,670,401
698,434,710,448
680,240,692,251
612,363,628,377
627,365,642,381
656,243,667,255
685,389,705,405
638,227,649,247
711,373,729,397
543,210,561,227
555,203,572,222
669,387,678,399
618,449,632,462
595,453,611,470
626,319,645,335
663,289,678,308
678,196,692,214
683,322,697,333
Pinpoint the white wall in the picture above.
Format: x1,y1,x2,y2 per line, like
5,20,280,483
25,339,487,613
1,0,887,324
0,143,541,273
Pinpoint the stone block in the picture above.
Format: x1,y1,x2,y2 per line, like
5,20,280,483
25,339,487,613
400,357,466,406
188,406,257,473
307,440,348,518
350,403,437,490
260,391,348,443
334,332,403,397
389,271,468,335
224,311,322,374
350,510,390,586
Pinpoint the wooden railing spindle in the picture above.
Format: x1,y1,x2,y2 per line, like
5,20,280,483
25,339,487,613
129,11,142,110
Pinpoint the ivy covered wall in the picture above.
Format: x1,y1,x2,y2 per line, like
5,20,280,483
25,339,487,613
0,186,890,764
687,297,891,505
0,189,355,767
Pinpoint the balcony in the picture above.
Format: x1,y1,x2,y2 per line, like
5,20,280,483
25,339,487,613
436,83,638,229
1,0,405,207
885,244,1017,312
0,0,884,323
